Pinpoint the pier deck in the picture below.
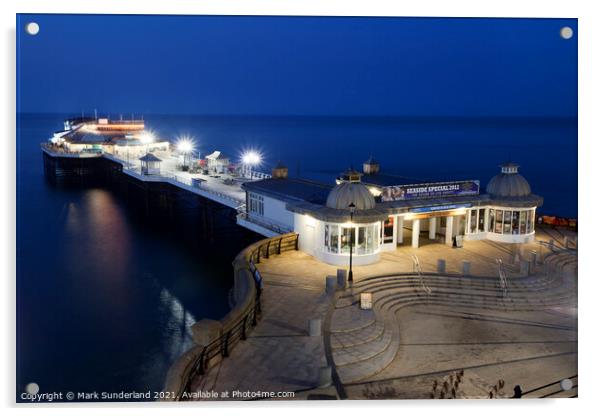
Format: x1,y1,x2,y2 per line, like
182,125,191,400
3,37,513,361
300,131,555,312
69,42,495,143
42,145,252,210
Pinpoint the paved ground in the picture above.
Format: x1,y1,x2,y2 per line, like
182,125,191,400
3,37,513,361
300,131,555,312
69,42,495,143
253,230,565,282
345,304,577,399
188,228,577,401
190,274,336,400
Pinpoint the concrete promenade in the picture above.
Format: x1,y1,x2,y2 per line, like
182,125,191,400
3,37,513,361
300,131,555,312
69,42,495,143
189,228,577,400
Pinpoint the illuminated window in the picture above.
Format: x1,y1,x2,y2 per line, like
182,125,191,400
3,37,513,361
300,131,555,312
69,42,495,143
357,227,367,254
519,211,527,234
478,208,485,232
495,210,503,233
503,211,512,234
469,209,477,233
324,222,379,255
382,216,394,244
526,210,534,233
512,211,520,235
489,208,536,235
248,193,264,216
341,227,355,254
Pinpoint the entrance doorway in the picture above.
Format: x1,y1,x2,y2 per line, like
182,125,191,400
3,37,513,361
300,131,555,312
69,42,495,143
396,212,466,249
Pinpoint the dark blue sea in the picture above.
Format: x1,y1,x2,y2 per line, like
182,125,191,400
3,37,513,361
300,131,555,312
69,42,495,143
16,113,577,400
146,114,577,218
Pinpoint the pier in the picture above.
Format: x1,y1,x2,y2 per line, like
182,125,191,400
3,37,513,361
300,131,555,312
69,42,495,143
42,144,256,209
41,144,274,250
39,121,577,402
40,143,277,243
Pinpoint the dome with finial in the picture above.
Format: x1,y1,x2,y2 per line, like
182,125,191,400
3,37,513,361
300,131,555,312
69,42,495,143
486,162,532,198
326,172,376,210
271,161,288,179
363,155,380,175
338,165,363,183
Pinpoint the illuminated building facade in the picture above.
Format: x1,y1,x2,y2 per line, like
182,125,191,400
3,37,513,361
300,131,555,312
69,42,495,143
49,117,169,156
241,158,543,267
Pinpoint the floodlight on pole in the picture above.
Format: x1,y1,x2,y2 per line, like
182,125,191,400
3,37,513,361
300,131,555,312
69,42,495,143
242,151,261,166
140,131,155,153
177,138,195,154
241,150,262,178
140,131,155,145
176,137,196,169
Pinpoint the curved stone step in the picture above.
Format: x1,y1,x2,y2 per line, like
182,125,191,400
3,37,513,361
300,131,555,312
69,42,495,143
359,276,573,311
350,274,563,298
332,268,576,384
383,293,577,315
330,307,375,333
333,326,393,366
331,321,385,350
336,323,400,384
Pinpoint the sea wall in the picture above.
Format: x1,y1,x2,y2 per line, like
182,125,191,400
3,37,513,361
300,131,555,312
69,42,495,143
162,232,299,401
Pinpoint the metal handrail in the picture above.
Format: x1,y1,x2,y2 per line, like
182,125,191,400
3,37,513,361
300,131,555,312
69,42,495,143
411,254,432,295
176,233,299,400
538,240,577,255
237,212,294,234
496,258,508,298
118,163,244,206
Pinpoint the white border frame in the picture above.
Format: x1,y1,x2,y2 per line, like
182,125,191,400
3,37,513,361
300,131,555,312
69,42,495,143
3,1,598,416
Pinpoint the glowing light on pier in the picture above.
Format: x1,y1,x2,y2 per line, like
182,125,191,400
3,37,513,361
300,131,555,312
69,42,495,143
241,150,262,166
139,130,155,144
176,137,195,154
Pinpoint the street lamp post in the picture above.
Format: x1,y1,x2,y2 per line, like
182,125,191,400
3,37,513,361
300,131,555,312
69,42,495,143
140,131,154,155
241,151,262,179
348,202,356,283
176,138,195,171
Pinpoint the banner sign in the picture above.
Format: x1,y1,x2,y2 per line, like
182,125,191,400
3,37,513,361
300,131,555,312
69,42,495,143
410,203,472,213
381,180,480,202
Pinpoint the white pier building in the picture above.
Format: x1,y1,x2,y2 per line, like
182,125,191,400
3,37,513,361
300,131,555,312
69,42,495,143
240,158,543,266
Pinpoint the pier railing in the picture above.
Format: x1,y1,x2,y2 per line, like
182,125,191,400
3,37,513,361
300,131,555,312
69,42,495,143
236,212,295,235
104,154,245,208
164,232,299,401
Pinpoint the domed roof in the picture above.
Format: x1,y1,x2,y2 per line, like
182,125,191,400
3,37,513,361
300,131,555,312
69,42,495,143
326,181,376,210
486,162,532,198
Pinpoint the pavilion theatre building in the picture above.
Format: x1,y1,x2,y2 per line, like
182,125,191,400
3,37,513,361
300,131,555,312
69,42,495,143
238,158,543,267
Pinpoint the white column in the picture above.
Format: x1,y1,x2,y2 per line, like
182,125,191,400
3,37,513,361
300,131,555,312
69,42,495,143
429,217,437,240
453,216,460,236
396,217,404,244
412,219,420,248
445,216,453,245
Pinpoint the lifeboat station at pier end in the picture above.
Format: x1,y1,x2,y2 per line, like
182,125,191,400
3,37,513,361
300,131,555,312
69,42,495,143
239,158,543,267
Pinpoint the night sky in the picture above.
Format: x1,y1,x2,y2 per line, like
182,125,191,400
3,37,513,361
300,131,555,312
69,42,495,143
17,14,577,117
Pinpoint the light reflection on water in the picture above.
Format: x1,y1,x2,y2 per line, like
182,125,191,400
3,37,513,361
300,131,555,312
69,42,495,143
17,114,234,399
159,287,197,360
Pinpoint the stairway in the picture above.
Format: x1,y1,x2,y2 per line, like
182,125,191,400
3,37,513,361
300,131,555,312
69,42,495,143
328,266,577,385
330,302,400,384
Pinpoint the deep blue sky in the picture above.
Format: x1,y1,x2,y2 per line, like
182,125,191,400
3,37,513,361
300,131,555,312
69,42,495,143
17,14,577,117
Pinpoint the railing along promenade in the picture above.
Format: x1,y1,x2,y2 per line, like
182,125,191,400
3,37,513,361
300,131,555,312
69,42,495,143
236,211,295,235
163,232,299,401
